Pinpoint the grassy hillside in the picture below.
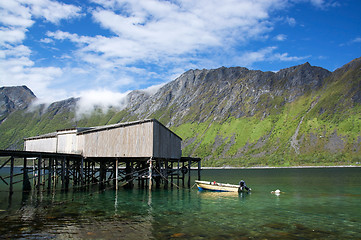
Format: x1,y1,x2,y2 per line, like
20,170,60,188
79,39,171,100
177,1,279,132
0,58,360,167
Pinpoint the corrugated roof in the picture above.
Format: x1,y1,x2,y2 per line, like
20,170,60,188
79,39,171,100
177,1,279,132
77,119,182,140
24,119,182,141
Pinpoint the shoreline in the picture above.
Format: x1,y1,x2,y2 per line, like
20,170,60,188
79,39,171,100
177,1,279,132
197,165,361,170
2,165,360,170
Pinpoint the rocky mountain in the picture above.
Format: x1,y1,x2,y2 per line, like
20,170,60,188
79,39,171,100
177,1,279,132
122,62,331,125
0,57,360,166
0,86,36,122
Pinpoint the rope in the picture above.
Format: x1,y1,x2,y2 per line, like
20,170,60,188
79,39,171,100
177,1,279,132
153,166,180,189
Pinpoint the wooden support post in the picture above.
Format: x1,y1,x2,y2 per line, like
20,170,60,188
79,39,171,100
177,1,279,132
54,159,57,187
141,161,145,189
37,156,41,189
9,156,14,194
99,161,106,188
130,161,134,188
80,157,84,186
182,161,185,187
137,161,141,188
114,159,118,190
65,158,70,190
188,159,191,188
61,157,65,189
148,158,153,190
32,158,36,186
155,161,161,188
164,160,168,189
171,161,173,189
23,157,31,192
42,158,46,185
177,160,180,187
48,158,52,190
84,160,87,185
92,161,96,183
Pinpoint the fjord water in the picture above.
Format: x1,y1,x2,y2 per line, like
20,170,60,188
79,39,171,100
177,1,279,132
1,167,361,239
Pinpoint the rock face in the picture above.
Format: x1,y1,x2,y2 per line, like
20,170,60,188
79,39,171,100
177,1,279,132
124,63,331,126
0,57,360,166
0,86,36,122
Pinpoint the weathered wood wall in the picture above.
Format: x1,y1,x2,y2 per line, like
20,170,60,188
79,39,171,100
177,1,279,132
57,130,78,154
24,119,182,159
24,136,57,153
153,122,182,159
80,121,154,158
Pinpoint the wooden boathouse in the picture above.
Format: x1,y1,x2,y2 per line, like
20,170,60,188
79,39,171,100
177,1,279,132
0,119,201,194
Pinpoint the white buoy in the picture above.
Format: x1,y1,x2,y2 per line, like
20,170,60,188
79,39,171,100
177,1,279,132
271,189,282,195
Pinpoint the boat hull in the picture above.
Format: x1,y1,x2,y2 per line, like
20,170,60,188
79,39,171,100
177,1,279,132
195,180,242,192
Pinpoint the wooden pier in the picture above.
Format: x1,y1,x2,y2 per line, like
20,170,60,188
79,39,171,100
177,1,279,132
0,119,202,195
0,150,201,195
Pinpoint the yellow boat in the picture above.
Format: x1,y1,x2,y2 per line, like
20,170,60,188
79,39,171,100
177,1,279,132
195,180,251,192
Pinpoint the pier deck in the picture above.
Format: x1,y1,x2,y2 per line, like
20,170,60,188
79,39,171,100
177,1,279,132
0,149,201,195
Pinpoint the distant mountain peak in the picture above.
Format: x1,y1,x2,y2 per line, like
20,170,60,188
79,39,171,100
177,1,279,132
0,85,37,121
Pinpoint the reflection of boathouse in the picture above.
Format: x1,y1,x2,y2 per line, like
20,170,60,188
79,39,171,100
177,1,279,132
0,119,201,193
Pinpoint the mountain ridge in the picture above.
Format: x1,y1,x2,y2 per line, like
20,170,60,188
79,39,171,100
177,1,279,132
0,58,360,166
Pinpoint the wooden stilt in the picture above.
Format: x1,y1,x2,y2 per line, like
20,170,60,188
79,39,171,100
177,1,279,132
80,157,84,186
188,159,191,188
115,158,118,190
182,161,185,187
37,156,41,189
9,156,14,194
23,157,31,192
65,158,70,190
149,158,153,190
92,161,95,184
33,158,35,187
61,157,65,189
48,158,52,190
164,160,168,189
42,158,46,185
177,159,180,186
171,161,173,189
155,161,161,188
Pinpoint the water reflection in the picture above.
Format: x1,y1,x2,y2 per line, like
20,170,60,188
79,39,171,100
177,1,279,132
0,168,361,239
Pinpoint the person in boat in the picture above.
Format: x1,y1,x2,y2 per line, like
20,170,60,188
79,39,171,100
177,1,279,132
239,180,250,191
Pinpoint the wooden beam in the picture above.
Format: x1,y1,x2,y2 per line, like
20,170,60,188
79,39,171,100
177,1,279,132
9,156,14,194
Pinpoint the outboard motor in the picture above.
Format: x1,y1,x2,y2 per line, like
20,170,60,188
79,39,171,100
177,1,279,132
239,180,251,191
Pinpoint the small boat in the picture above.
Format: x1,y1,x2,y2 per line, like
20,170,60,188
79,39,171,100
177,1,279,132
195,180,251,192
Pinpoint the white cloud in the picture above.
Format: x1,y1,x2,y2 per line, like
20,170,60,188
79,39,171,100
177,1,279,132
351,37,361,43
286,17,296,27
0,0,83,102
75,89,130,118
1,0,333,114
0,27,27,44
45,0,287,74
274,34,287,41
140,83,166,95
237,46,308,67
19,0,82,24
308,0,340,9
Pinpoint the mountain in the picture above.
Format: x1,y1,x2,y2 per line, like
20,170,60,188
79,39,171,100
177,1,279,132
0,57,360,166
0,86,36,123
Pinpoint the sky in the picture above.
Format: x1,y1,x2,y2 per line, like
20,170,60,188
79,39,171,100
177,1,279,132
0,0,360,110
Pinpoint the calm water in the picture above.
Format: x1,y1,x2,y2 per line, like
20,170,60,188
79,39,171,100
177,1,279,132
0,167,361,239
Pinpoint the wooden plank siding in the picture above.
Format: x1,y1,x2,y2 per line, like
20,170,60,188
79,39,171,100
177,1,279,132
153,121,181,159
24,119,182,159
24,136,57,153
57,130,78,154
80,121,155,158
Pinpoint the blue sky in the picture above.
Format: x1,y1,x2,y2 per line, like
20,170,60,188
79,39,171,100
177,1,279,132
0,0,360,110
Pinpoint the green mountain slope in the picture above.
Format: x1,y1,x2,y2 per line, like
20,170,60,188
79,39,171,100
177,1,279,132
0,58,360,167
